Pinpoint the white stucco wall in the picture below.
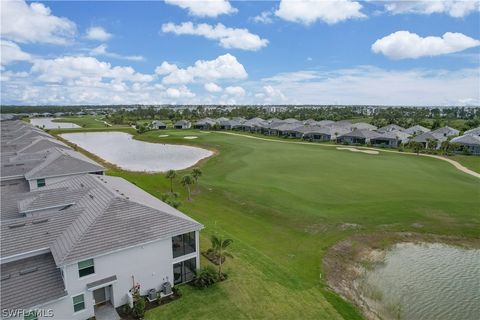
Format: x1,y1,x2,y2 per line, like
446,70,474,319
36,231,199,320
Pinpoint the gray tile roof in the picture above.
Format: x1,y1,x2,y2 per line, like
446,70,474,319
377,124,405,133
0,253,66,311
411,132,440,143
451,134,480,146
403,125,430,135
431,126,460,137
338,129,381,139
352,122,377,131
464,127,480,136
24,148,104,179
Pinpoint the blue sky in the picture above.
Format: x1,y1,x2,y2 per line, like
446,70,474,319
1,0,479,106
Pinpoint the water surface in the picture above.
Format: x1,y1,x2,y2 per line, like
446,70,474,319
359,243,480,320
60,131,213,171
30,117,80,129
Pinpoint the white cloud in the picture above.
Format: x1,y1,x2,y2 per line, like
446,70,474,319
155,62,179,75
166,86,195,98
30,56,153,83
204,82,222,92
164,0,237,17
0,0,76,44
372,31,480,59
225,86,245,96
0,40,31,65
262,71,320,82
252,11,274,24
86,26,112,41
381,0,480,18
255,85,287,104
260,67,480,106
90,44,144,61
162,22,268,51
159,53,247,84
275,0,365,25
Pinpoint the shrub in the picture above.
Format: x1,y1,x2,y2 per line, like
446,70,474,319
192,266,218,289
132,291,145,319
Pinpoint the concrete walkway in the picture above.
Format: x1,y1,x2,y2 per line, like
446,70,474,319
94,303,121,320
215,131,480,179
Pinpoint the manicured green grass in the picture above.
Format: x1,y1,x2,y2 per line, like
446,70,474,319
452,155,480,174
52,115,130,128
80,129,479,319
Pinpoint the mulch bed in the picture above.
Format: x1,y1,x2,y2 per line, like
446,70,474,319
202,250,225,265
116,290,181,320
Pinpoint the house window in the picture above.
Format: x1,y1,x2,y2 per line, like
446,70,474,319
24,311,37,320
172,232,196,258
73,294,85,312
36,178,46,188
78,259,95,277
173,257,196,285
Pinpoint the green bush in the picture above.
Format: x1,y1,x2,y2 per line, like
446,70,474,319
133,291,145,319
192,266,218,289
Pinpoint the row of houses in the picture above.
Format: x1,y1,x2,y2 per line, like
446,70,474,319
154,117,480,154
1,120,203,319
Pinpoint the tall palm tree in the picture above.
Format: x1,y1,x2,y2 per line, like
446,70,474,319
165,170,177,193
210,235,233,279
191,167,202,192
181,174,194,200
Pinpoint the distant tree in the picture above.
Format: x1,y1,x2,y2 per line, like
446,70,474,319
165,170,177,193
181,174,194,200
191,167,202,192
210,235,233,279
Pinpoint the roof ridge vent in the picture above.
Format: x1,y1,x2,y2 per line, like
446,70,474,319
8,222,26,229
89,194,94,199
32,218,49,224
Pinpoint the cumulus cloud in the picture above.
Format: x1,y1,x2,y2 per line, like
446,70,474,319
372,31,480,59
204,82,222,93
381,0,480,18
166,86,195,98
252,11,274,24
260,67,480,106
162,22,268,51
158,53,247,84
255,85,287,104
1,0,76,44
30,56,153,83
164,0,237,17
275,0,365,25
90,44,144,61
225,86,245,96
86,26,112,41
0,40,31,65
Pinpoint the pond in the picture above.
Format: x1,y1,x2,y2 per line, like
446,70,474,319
30,117,81,129
60,131,213,172
357,243,480,320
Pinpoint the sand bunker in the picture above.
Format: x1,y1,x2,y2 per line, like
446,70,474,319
184,136,198,140
159,134,169,137
336,147,379,155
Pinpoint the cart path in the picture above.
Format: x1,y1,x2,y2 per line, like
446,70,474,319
214,131,480,179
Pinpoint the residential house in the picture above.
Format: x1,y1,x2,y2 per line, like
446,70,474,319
377,124,405,133
370,132,402,148
174,120,191,129
351,122,377,131
410,132,441,148
464,127,480,136
302,126,332,141
151,120,167,129
336,129,381,145
194,118,216,130
404,125,430,136
431,126,460,139
450,134,480,155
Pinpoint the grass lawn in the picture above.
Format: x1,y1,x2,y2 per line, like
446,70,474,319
52,115,130,128
78,129,479,320
451,155,480,174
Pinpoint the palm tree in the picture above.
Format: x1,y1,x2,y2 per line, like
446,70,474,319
210,235,233,279
181,174,194,200
165,170,176,193
191,167,202,192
